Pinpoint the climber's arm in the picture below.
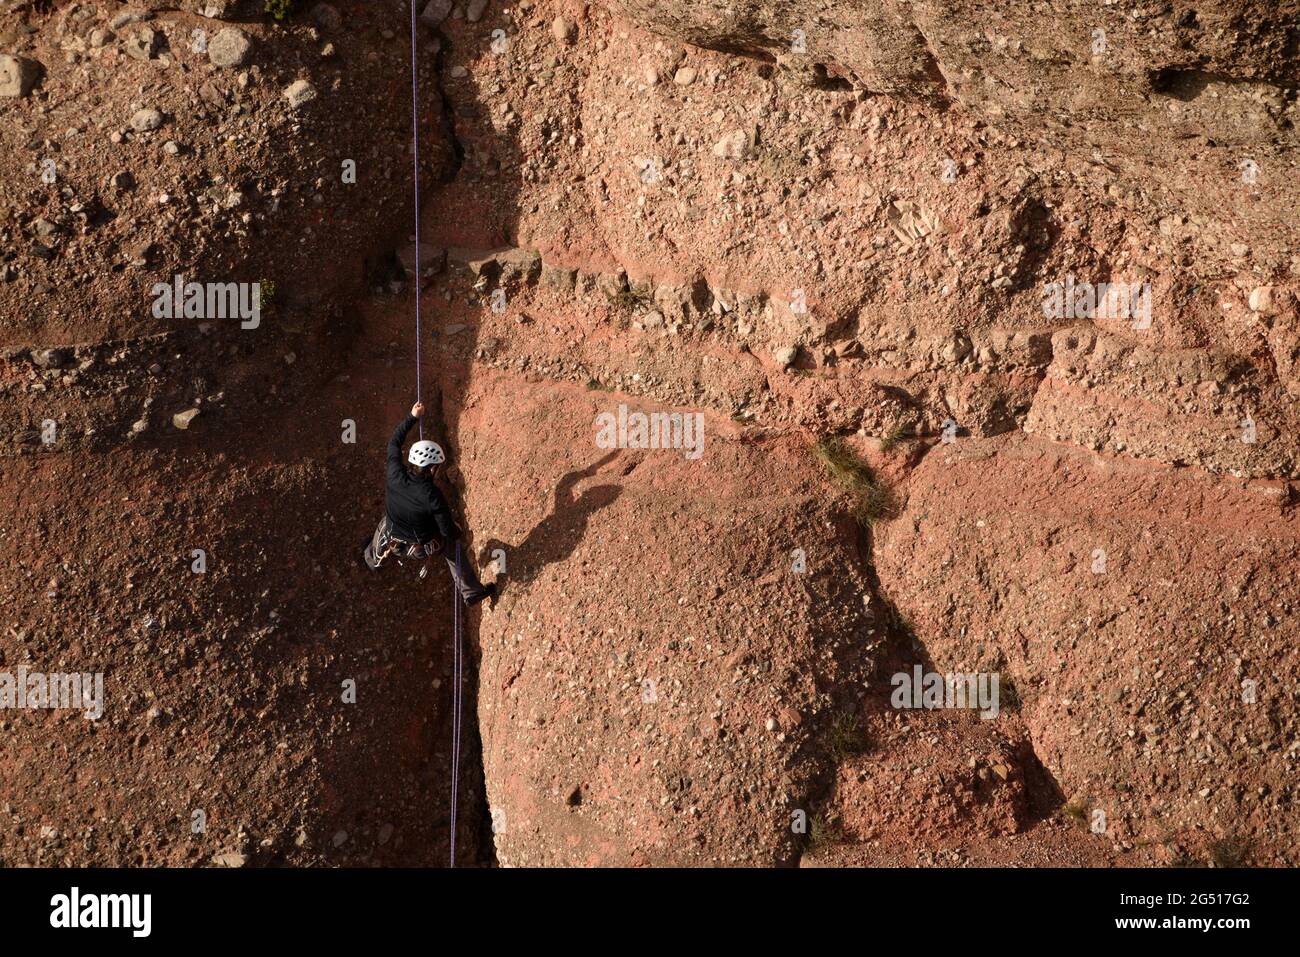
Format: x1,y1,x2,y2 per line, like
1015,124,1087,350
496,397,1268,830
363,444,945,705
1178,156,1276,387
387,402,424,479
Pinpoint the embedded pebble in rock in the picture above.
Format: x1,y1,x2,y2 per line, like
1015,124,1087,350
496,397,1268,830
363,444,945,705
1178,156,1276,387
130,108,165,132
208,28,254,68
552,16,576,43
110,10,152,31
122,27,160,61
420,0,453,27
311,2,343,31
466,0,490,23
0,54,42,98
284,79,318,108
1249,286,1276,315
712,129,750,160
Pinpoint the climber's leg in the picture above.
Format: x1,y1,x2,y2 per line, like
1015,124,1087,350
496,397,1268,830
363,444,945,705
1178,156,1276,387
444,544,494,605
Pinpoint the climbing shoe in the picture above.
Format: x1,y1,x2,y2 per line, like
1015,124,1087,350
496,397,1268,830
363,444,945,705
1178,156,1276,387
466,583,496,607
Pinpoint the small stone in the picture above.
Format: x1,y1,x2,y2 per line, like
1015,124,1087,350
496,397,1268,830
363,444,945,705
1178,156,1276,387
332,829,348,847
131,418,149,434
208,27,253,68
130,108,165,132
111,170,135,191
643,65,659,86
774,345,798,368
163,140,180,155
764,717,777,732
449,64,468,78
212,851,246,867
123,27,160,61
397,243,444,276
311,2,343,30
377,823,394,845
673,66,697,86
110,9,153,30
284,79,317,108
465,0,490,23
420,0,452,27
0,54,42,98
713,129,750,160
1248,286,1276,315
172,408,200,430
551,16,575,43
32,347,70,369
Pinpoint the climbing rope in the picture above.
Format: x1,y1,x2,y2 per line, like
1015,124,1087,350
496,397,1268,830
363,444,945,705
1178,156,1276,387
407,0,424,440
407,0,462,867
449,542,465,867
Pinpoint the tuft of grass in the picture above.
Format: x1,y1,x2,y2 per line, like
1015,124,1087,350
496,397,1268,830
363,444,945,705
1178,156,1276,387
878,424,915,453
827,711,870,762
604,281,655,314
265,0,295,19
1167,849,1203,868
999,674,1022,712
807,813,844,852
814,436,896,526
258,279,276,315
1062,800,1089,826
1208,836,1251,868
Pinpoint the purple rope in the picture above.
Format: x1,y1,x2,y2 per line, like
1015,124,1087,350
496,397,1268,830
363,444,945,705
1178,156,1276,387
411,0,458,867
450,542,464,867
408,0,423,439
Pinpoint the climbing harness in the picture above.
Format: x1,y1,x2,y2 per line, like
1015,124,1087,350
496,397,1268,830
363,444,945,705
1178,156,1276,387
406,0,464,869
366,517,442,577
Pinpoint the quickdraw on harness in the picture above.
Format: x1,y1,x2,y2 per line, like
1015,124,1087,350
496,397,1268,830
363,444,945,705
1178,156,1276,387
373,518,444,579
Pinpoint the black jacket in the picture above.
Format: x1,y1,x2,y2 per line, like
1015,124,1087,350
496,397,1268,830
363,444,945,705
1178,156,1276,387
385,414,459,543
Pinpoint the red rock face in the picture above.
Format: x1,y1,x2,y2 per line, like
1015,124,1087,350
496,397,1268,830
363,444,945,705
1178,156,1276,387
874,436,1299,863
1,0,1296,868
453,374,877,865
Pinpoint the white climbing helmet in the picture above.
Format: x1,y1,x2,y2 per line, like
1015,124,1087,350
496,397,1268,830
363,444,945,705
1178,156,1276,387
408,440,445,468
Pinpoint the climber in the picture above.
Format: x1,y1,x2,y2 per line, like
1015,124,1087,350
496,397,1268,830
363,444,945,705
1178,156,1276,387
362,401,496,606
